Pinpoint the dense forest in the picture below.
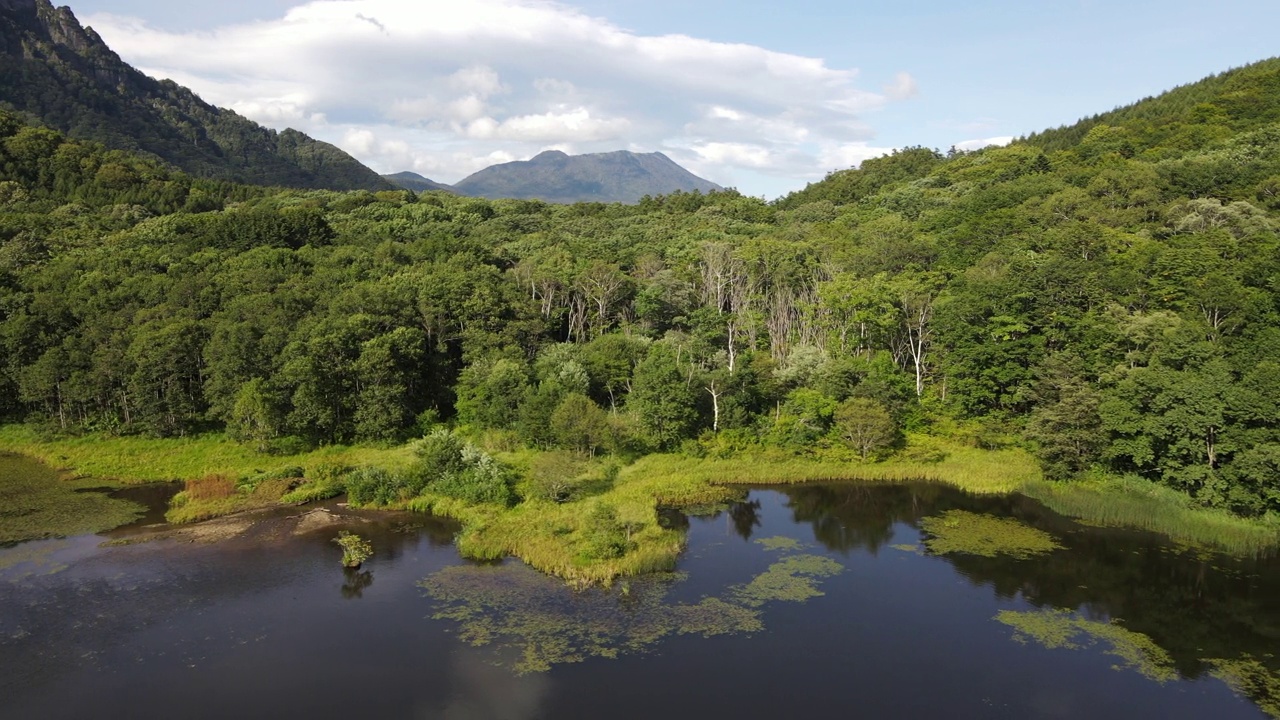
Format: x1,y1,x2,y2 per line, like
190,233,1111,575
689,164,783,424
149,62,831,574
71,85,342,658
2,57,1280,518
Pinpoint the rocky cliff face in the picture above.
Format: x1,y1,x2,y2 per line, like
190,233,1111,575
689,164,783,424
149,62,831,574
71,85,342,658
0,0,391,191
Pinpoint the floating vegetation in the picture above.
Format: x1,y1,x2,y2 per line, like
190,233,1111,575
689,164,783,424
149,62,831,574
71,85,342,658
755,536,803,552
422,563,759,674
669,598,764,638
730,555,845,608
0,454,143,544
1207,656,1280,719
919,510,1064,559
891,544,923,554
422,550,844,674
996,609,1177,683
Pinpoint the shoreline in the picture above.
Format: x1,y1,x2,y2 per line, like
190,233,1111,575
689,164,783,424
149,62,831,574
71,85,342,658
3,426,1277,584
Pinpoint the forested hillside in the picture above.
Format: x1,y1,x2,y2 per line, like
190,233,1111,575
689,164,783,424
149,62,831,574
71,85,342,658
2,57,1279,517
0,0,392,191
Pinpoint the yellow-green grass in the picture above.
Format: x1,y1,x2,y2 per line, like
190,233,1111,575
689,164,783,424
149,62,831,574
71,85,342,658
622,439,1039,497
6,423,1277,582
404,437,1041,586
165,476,300,524
1024,477,1280,556
0,425,415,485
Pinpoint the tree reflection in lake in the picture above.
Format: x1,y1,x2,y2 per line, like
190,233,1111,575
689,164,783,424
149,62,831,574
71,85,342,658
773,482,1280,717
341,568,374,599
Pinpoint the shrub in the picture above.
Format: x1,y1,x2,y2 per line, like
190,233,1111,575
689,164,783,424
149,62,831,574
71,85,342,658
833,397,898,461
577,504,632,562
528,451,587,503
333,531,373,568
412,430,516,506
267,435,311,456
238,465,305,491
346,467,406,506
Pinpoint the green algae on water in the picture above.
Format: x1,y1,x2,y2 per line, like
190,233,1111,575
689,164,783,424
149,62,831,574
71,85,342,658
755,536,803,552
0,454,144,544
919,510,1064,559
421,563,763,674
730,554,845,608
1207,656,1280,719
996,609,1177,683
421,550,845,674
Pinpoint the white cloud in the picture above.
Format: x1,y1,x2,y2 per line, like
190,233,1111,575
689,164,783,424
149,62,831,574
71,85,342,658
953,136,1015,152
690,142,775,169
883,72,919,101
473,108,631,143
84,0,917,196
818,143,896,170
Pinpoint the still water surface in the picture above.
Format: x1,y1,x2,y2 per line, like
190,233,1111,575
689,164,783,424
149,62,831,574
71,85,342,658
1,481,1277,719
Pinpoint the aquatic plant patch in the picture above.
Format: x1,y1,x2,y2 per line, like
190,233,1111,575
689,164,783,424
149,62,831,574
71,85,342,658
729,554,845,607
421,545,841,674
919,510,1064,559
0,455,143,543
995,609,1177,682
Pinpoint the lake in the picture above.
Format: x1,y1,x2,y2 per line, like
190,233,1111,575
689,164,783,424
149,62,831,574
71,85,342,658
1,479,1277,719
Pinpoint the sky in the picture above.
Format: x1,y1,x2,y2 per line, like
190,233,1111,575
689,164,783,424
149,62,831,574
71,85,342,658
65,0,1280,199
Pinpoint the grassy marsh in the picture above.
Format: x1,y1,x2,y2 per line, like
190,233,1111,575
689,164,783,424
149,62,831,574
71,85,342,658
1024,477,1280,556
0,425,415,485
3,424,1277,585
0,453,144,543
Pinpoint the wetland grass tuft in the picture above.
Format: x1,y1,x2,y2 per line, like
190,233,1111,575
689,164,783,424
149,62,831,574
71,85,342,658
1024,478,1280,556
165,476,297,524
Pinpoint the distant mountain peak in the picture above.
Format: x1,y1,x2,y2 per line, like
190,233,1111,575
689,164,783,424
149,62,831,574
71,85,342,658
382,171,455,194
531,150,570,162
452,149,722,204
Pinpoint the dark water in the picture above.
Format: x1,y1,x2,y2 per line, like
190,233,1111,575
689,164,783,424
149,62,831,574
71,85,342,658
1,482,1277,720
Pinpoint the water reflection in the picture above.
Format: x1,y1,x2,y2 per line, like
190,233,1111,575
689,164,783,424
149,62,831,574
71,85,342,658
771,482,1280,716
341,568,374,599
727,500,762,540
439,649,550,720
2,480,1278,719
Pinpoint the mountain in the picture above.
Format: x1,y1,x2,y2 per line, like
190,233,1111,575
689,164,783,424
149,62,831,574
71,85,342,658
0,0,392,191
451,150,723,204
383,171,455,194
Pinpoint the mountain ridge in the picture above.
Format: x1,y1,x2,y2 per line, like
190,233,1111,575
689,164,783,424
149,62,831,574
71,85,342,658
382,171,455,194
0,0,392,191
445,149,723,204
